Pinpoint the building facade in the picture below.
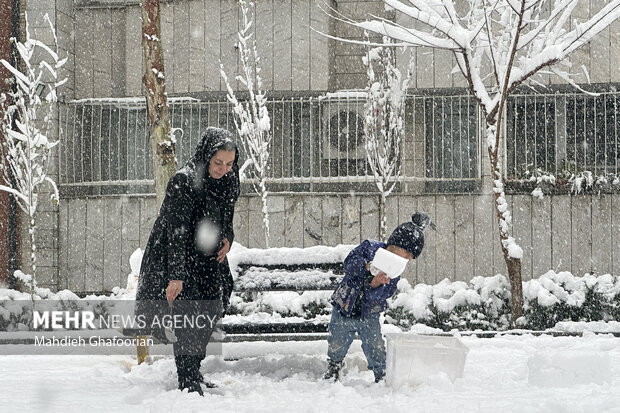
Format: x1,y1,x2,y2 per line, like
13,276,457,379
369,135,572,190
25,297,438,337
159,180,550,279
13,0,620,293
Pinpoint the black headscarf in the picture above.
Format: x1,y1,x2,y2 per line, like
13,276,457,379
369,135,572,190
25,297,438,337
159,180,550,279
186,127,240,206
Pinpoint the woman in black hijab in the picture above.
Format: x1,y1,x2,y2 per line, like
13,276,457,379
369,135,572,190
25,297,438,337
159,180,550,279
136,127,239,395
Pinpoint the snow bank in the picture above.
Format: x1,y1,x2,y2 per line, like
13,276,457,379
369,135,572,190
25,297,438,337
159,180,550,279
227,242,354,271
4,333,620,413
553,321,620,334
528,350,611,386
235,268,340,290
227,290,332,319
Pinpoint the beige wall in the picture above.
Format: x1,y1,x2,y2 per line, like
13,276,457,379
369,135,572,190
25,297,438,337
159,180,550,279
72,0,330,98
56,192,620,293
65,0,620,99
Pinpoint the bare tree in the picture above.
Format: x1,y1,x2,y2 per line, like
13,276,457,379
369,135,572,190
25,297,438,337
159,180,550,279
345,0,620,322
139,0,175,364
142,0,176,208
363,38,412,241
221,0,272,247
0,14,65,295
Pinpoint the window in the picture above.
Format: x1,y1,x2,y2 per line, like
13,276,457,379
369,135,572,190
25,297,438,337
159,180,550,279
565,93,619,175
424,96,479,179
506,95,556,178
506,91,620,179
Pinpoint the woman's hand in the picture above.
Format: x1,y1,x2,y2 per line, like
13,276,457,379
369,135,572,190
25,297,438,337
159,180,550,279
370,272,390,288
217,238,231,263
166,280,183,305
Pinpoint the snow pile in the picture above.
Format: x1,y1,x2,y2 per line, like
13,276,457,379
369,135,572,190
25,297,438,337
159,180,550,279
528,349,611,386
228,291,332,320
389,279,434,320
114,248,143,300
553,321,620,334
524,271,589,307
235,268,340,290
227,242,354,272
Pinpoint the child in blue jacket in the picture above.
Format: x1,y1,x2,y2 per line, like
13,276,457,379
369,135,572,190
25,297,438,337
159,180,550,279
324,212,431,383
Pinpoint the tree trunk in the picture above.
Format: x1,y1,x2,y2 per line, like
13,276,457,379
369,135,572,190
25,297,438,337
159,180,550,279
259,178,270,248
379,191,387,242
486,121,524,323
28,217,35,297
142,0,176,208
139,0,175,364
505,254,523,321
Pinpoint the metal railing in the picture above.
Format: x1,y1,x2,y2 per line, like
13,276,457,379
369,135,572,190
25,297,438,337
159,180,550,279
58,93,482,191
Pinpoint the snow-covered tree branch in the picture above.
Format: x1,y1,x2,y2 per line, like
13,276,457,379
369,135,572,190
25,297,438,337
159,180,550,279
221,0,272,247
363,37,411,241
346,0,620,323
0,13,66,295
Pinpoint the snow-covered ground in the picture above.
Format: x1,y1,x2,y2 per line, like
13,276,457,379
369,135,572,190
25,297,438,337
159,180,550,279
3,332,620,413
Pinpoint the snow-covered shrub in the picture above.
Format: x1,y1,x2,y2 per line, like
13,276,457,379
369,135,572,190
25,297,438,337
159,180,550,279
0,280,119,331
384,272,620,332
385,276,511,331
523,271,620,330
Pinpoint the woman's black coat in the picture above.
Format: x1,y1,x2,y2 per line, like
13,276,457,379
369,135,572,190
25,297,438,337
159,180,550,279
136,127,239,317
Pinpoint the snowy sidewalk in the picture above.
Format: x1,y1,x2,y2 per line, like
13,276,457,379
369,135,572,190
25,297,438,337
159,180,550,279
2,334,620,413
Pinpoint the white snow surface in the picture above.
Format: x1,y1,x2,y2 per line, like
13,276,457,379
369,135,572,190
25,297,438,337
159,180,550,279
3,333,620,412
227,242,354,270
234,267,340,290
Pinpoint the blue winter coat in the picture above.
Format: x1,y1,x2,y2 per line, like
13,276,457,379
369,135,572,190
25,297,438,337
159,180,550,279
330,240,400,320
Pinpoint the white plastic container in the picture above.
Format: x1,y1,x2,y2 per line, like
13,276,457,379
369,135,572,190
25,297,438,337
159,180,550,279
385,333,469,388
370,248,409,278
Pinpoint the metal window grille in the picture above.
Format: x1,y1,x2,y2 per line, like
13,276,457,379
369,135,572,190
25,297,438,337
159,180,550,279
421,95,479,179
58,93,481,191
506,91,619,179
